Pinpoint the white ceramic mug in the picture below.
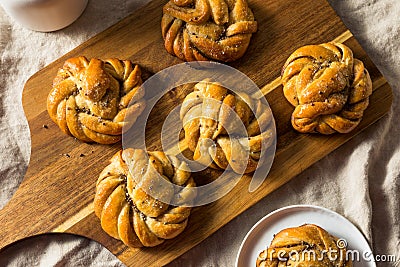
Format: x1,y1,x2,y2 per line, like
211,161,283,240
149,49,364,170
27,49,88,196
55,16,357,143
0,0,88,32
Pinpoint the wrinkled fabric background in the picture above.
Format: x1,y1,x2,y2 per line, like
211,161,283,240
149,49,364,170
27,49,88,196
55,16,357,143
0,0,399,266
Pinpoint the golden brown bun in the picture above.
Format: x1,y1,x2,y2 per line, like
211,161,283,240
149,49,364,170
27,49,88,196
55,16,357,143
180,79,274,173
281,42,372,134
94,148,196,247
256,224,353,267
161,0,257,62
47,56,146,144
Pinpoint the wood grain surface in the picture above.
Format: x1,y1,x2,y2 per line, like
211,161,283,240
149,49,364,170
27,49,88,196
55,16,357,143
0,0,393,266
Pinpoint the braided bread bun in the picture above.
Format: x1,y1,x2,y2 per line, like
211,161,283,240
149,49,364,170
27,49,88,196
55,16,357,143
94,148,196,247
256,224,353,267
47,56,146,144
180,79,274,173
281,42,372,134
161,0,257,62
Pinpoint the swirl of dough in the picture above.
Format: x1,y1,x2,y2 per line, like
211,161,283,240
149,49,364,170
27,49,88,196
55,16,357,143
161,0,257,62
94,148,196,247
281,42,372,134
47,56,146,144
256,224,353,267
180,79,274,173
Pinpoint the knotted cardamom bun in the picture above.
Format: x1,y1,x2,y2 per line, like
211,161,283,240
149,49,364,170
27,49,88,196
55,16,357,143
94,148,196,247
47,56,146,144
256,224,352,267
281,42,372,134
161,0,257,62
180,79,274,173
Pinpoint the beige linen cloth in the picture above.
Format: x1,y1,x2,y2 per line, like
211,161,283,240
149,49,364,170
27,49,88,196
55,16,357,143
0,0,399,266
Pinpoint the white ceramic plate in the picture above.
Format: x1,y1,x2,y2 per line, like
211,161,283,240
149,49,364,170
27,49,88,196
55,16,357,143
236,205,376,267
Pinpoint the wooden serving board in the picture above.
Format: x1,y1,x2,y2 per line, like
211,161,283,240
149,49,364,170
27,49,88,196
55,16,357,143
0,0,392,266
